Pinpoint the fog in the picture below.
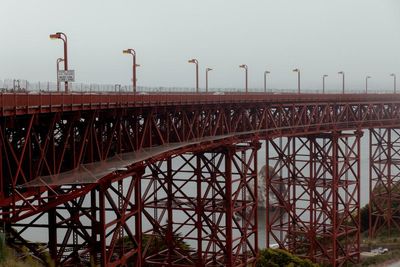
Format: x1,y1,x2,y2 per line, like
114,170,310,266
0,0,399,91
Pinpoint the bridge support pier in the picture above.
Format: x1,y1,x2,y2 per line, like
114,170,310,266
142,141,260,266
266,131,361,266
369,128,400,238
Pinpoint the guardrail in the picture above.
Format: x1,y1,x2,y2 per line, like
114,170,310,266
0,78,396,95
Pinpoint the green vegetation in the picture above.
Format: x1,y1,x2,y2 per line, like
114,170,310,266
141,233,190,257
256,248,319,267
0,236,42,267
0,232,56,267
360,203,369,233
115,233,191,266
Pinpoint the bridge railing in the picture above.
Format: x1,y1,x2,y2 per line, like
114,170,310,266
0,78,396,95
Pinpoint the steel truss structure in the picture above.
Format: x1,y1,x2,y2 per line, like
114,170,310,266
0,93,400,266
369,128,400,238
141,141,260,266
266,131,361,266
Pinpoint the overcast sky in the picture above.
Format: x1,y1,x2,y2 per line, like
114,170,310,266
0,0,399,92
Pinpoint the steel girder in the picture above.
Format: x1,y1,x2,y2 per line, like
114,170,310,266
141,141,260,266
369,128,400,238
266,131,361,266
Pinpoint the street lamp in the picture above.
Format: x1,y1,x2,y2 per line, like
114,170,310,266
188,59,199,93
123,49,137,93
322,74,328,94
338,71,345,94
206,68,213,93
56,58,64,92
390,73,397,93
293,68,300,94
50,32,69,92
239,64,248,93
264,70,270,92
365,75,371,93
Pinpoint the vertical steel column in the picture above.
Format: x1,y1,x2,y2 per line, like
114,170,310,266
166,157,173,266
99,185,107,267
253,141,259,255
135,170,143,267
48,193,57,261
265,139,270,248
196,154,203,267
332,132,338,265
90,189,97,264
225,147,233,267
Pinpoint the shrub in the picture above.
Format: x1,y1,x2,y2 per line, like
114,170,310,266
257,248,319,267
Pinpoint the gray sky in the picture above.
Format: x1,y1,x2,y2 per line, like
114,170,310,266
1,0,400,92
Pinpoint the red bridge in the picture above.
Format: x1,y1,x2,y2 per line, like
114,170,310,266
1,91,399,266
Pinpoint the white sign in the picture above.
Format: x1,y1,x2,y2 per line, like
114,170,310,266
58,70,75,82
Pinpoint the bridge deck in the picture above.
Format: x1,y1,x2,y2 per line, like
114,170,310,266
1,92,398,116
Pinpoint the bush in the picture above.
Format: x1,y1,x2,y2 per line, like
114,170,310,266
0,233,6,262
360,204,369,233
257,248,319,267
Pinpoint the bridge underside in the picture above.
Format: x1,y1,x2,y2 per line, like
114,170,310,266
2,96,400,266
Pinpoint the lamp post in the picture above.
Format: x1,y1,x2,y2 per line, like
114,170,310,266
322,74,328,94
188,59,199,93
206,68,213,93
264,70,270,92
390,73,397,93
123,49,137,93
56,58,64,92
365,75,371,93
338,71,345,94
293,68,300,94
50,32,68,92
239,64,248,93
135,64,141,89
